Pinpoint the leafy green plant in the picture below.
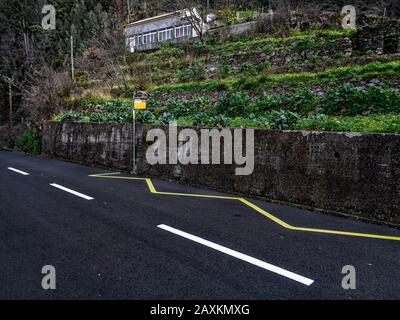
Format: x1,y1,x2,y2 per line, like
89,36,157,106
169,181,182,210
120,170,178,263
177,61,207,82
295,113,400,133
217,62,231,78
215,92,253,117
218,8,237,25
16,130,42,154
286,88,318,114
321,83,400,116
58,111,83,122
192,112,228,128
238,10,255,22
154,43,185,58
239,62,257,75
266,110,301,130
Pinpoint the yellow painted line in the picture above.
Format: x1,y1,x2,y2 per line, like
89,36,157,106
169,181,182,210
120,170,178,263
89,172,121,177
154,191,241,200
289,226,400,241
89,173,400,241
89,173,147,181
239,198,292,229
145,178,157,193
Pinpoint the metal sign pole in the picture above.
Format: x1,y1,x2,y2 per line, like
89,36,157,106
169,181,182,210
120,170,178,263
132,91,148,175
132,108,136,175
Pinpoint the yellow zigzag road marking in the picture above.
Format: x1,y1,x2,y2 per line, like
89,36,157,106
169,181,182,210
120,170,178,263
89,172,400,242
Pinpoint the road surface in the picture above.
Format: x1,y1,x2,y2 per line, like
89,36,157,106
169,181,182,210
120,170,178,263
1,149,400,299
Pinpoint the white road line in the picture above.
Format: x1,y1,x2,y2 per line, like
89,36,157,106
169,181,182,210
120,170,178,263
7,167,29,175
50,183,94,200
157,224,314,286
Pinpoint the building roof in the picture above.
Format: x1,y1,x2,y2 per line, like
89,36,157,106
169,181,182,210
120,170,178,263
124,10,183,28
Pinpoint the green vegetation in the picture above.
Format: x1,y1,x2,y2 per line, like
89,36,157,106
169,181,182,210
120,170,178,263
48,25,399,135
53,99,132,123
16,130,42,154
295,113,400,133
110,29,358,95
216,9,256,25
152,61,400,93
53,84,400,133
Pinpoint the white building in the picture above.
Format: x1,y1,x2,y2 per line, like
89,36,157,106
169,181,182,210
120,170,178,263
124,9,206,52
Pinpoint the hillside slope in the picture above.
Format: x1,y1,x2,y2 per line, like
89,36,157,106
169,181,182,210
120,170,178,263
55,27,400,133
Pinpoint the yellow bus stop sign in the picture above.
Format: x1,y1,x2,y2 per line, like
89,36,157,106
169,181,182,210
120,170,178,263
133,98,147,110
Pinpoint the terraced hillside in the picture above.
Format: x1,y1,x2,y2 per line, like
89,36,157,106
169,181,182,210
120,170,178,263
55,29,400,133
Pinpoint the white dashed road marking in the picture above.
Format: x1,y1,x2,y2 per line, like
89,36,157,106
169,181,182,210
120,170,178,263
8,167,29,175
157,224,314,286
50,183,94,200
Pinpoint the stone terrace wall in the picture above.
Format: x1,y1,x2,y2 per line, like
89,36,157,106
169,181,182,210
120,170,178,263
357,20,400,54
43,121,400,224
42,122,135,171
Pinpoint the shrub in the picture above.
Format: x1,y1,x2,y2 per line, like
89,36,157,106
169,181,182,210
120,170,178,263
154,43,185,58
185,97,213,111
238,10,255,23
321,84,400,116
164,98,191,118
190,41,211,55
16,130,42,154
215,92,253,117
254,93,282,112
239,62,257,75
177,61,207,81
361,86,400,114
58,111,83,122
217,62,231,78
23,67,75,125
218,8,237,25
266,110,301,130
286,88,318,114
136,110,158,124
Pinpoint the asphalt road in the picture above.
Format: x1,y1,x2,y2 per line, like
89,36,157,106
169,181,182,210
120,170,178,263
1,149,400,299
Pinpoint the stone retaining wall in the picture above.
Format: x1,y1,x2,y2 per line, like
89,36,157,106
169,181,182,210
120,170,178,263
42,121,400,225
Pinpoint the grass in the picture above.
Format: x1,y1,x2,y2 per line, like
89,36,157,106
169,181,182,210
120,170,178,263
151,61,400,93
185,29,356,54
295,113,400,134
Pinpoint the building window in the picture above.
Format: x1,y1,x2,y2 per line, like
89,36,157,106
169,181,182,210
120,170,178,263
141,32,157,45
158,28,174,42
168,28,174,39
128,23,193,51
175,24,192,38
